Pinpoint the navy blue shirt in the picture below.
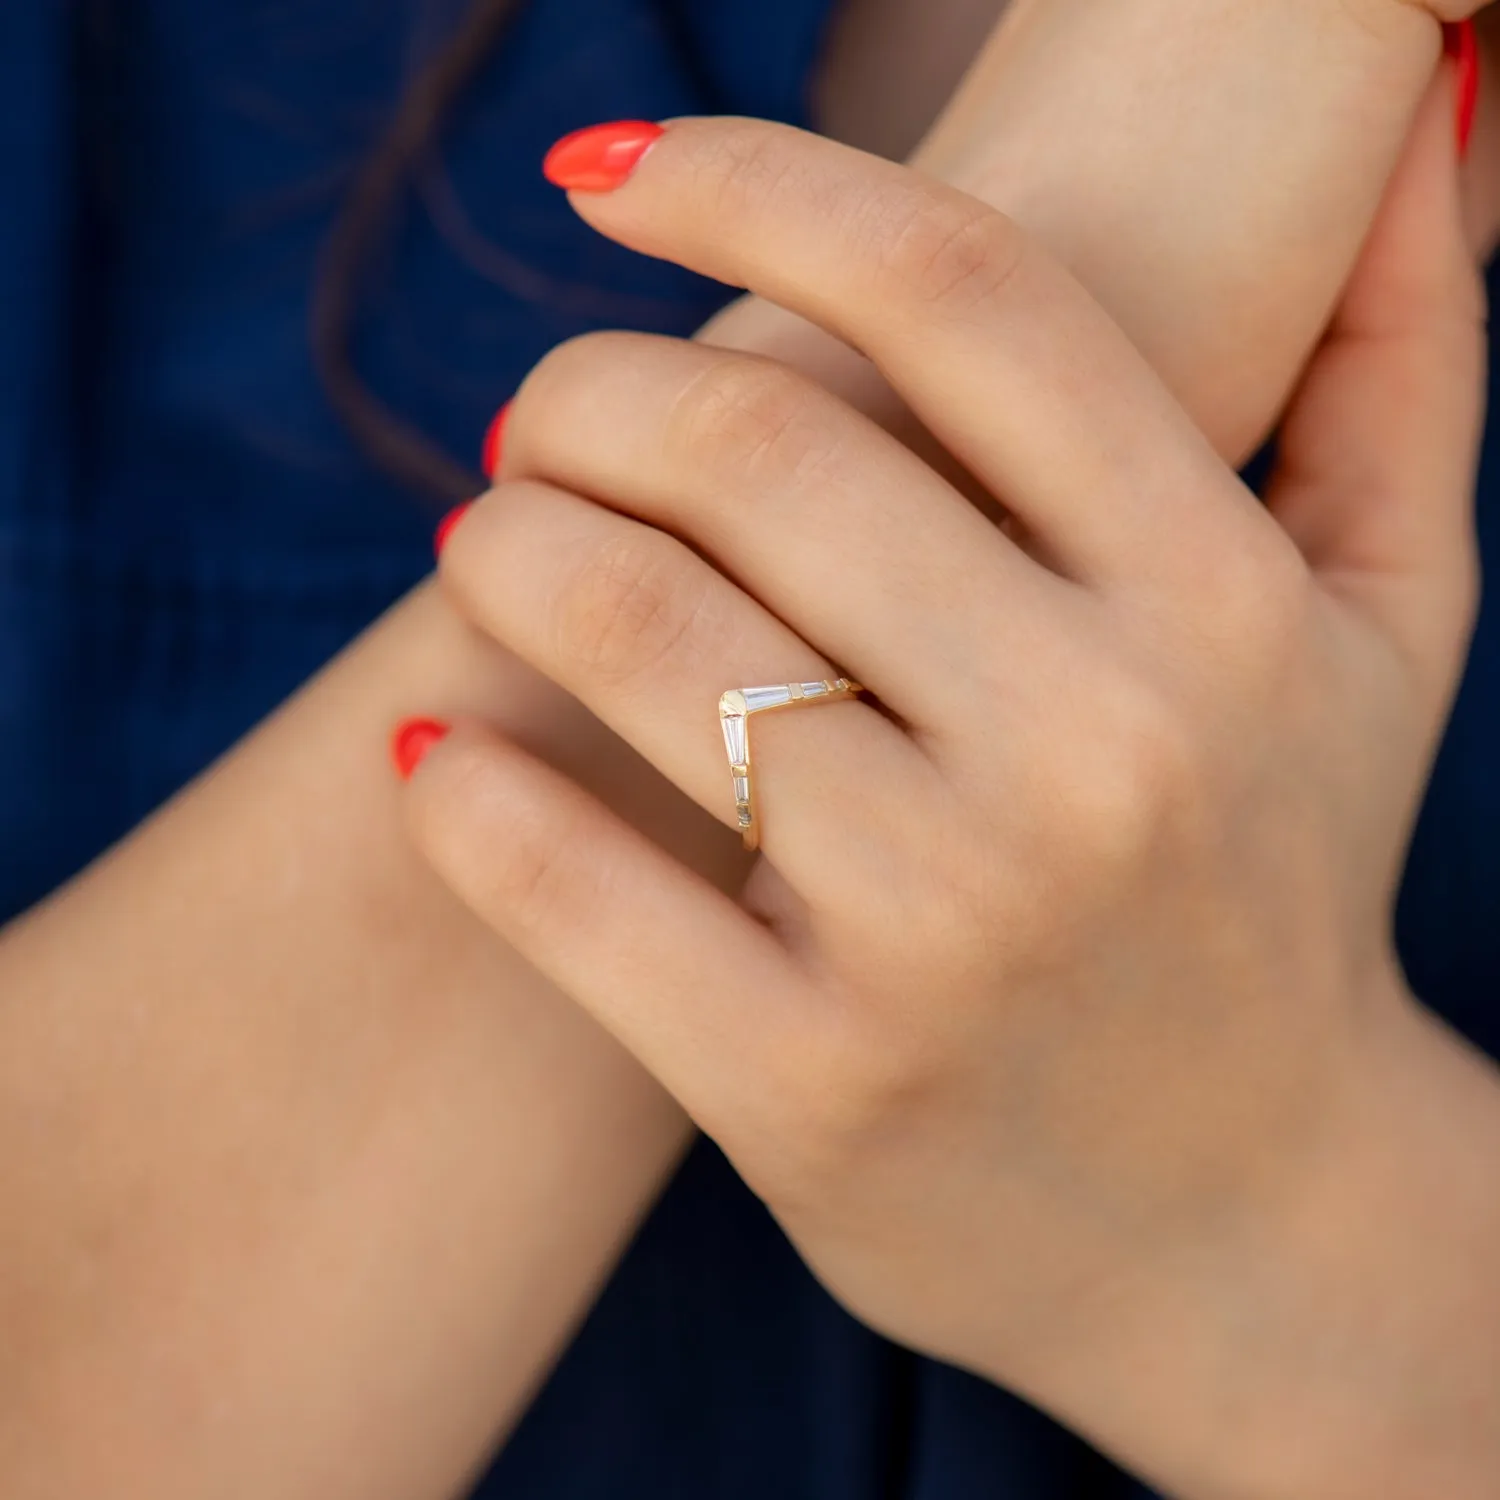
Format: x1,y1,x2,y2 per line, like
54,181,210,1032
1,4,1494,1496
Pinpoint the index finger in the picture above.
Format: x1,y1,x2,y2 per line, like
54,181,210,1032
549,116,1266,593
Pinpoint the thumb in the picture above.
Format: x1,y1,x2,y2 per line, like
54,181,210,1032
1266,61,1488,701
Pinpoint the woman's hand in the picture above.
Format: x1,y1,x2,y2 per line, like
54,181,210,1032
409,89,1500,1500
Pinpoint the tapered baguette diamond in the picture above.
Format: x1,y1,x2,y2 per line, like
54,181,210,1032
742,685,795,712
721,711,748,769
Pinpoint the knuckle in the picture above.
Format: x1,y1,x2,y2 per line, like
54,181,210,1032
530,328,626,381
667,356,839,488
1059,671,1210,873
553,529,711,690
1203,530,1314,691
522,330,654,417
1115,685,1204,820
529,328,632,383
878,194,1025,314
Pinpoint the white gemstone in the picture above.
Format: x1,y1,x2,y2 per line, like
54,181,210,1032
799,681,829,698
733,777,750,802
721,713,748,767
742,685,794,712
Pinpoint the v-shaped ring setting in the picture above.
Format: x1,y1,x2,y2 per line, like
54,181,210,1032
718,678,864,851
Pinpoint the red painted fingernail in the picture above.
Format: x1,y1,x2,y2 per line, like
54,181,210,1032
434,502,473,559
1445,20,1480,160
391,718,450,780
481,401,511,478
543,121,664,192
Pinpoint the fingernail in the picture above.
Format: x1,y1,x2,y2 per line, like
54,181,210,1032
434,502,473,559
543,121,664,192
481,401,511,478
391,718,450,780
1445,20,1480,160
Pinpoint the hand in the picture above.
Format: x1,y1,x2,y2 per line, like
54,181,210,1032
409,90,1500,1499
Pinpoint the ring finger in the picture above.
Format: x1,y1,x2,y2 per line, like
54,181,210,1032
439,479,935,892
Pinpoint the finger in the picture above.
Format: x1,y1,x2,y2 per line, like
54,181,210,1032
403,719,803,1141
548,116,1263,595
696,296,996,522
499,332,1070,731
439,479,933,892
1267,67,1487,690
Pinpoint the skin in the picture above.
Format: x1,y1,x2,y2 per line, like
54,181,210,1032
813,0,1012,158
734,0,1449,464
414,93,1500,1499
0,0,1491,1494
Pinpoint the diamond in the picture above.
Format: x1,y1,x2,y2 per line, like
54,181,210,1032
742,685,795,713
721,712,748,768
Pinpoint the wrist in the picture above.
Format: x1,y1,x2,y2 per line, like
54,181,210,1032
1120,968,1500,1499
999,963,1500,1500
1232,972,1500,1499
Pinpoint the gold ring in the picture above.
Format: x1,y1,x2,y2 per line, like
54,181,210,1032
718,677,864,852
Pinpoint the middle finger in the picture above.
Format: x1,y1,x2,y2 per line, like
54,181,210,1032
501,331,1073,735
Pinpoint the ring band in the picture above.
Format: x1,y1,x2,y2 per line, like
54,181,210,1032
718,677,864,851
